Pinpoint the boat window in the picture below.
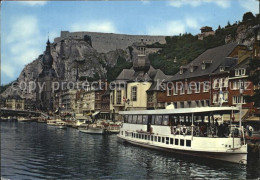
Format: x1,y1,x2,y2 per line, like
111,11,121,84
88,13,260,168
154,136,157,142
124,115,128,123
166,137,169,144
128,115,132,123
162,137,165,143
132,115,137,124
142,134,144,139
186,140,191,147
158,136,161,142
170,138,174,144
145,135,147,140
162,115,169,126
175,139,179,145
151,136,153,141
148,135,150,140
132,133,134,138
180,139,184,146
155,115,163,125
143,115,148,125
139,134,141,139
137,115,142,124
152,115,155,125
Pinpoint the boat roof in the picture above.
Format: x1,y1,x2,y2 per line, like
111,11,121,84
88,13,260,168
119,107,239,115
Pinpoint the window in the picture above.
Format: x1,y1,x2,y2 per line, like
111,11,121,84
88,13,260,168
187,83,192,94
206,100,210,106
180,139,184,146
195,82,200,93
137,115,142,124
154,136,157,142
196,101,200,107
203,81,210,92
174,102,177,109
201,100,205,107
223,92,228,102
166,137,169,144
180,102,184,108
152,115,155,125
224,78,229,88
162,137,165,143
233,96,246,104
213,79,219,89
143,115,148,125
174,84,178,95
167,85,172,96
132,115,137,124
235,68,246,76
220,66,225,72
155,115,163,125
202,63,205,70
131,86,137,101
151,136,153,141
158,136,161,142
188,101,191,107
170,138,174,145
175,139,179,145
180,68,183,75
180,85,184,95
190,66,194,72
128,115,132,123
147,135,150,140
162,115,169,126
145,135,147,140
116,90,121,104
233,81,238,90
186,140,191,147
213,94,218,103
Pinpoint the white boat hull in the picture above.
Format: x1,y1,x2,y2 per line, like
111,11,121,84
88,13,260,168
79,128,105,134
118,135,247,165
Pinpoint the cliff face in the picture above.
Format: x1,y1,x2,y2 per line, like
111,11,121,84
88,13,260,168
2,32,162,99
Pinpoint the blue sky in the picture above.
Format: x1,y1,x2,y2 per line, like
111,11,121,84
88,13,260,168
1,0,259,85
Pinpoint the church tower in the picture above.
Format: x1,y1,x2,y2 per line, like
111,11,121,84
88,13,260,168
36,39,57,112
133,39,150,74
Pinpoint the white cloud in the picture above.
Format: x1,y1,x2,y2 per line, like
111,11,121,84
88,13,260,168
185,17,199,29
147,20,186,36
18,1,47,6
2,63,16,79
2,15,48,83
71,21,118,33
141,0,150,5
239,0,259,14
167,0,230,8
146,16,202,35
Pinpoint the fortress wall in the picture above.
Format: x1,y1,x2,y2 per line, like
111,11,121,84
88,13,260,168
54,31,166,53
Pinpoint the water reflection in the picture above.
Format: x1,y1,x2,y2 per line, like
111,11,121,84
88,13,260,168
1,121,259,179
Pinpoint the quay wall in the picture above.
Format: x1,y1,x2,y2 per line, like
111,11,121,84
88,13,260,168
54,31,166,53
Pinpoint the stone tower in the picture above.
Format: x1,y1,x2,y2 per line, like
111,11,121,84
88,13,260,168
133,39,150,73
36,39,57,112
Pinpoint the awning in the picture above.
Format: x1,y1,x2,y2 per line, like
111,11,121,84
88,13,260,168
222,109,248,122
92,111,100,116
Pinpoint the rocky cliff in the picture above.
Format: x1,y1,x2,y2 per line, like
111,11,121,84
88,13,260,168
1,32,163,99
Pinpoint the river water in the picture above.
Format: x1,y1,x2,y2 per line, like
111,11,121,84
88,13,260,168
1,121,259,179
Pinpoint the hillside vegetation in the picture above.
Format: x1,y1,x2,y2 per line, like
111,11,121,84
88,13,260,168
148,13,259,76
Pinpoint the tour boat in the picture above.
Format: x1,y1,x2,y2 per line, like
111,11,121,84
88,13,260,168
106,122,121,134
118,106,247,164
78,123,105,134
